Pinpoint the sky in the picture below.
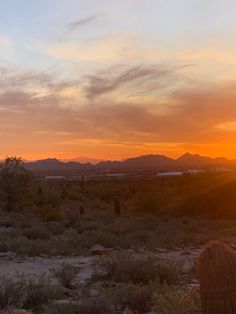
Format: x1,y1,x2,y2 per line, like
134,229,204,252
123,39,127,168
1,0,236,160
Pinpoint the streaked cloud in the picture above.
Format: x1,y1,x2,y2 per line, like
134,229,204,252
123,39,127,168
84,64,191,102
0,61,236,159
66,15,99,34
216,121,236,131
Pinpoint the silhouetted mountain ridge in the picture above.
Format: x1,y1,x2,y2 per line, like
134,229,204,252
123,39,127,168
24,153,236,172
26,158,93,171
96,154,174,170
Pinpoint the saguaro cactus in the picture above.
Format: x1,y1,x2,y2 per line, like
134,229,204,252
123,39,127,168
38,186,42,196
114,197,121,216
80,175,85,193
79,205,85,216
198,241,236,314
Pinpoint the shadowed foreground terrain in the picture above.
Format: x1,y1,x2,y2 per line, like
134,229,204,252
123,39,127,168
1,158,236,313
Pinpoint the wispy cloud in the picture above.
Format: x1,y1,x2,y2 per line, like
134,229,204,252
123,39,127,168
61,15,99,40
67,15,99,32
0,62,236,159
85,64,191,102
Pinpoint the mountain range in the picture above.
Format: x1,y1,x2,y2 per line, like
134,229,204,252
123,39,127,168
25,153,236,173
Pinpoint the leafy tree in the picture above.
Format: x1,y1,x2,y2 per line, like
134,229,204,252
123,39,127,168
0,157,32,212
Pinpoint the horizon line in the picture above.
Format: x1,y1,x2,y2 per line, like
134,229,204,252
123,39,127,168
13,152,232,164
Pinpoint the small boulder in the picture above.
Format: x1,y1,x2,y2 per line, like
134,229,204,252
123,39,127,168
8,310,33,314
89,244,112,255
52,299,73,305
0,251,16,259
123,307,134,314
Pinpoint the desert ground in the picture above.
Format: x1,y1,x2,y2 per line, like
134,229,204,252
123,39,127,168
0,165,236,313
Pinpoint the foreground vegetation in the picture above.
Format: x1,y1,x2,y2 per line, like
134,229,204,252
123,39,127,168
0,157,236,313
0,211,236,257
0,252,200,314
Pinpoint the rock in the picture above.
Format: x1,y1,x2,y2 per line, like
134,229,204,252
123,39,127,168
89,244,112,255
0,226,13,232
123,307,134,314
90,288,100,297
0,251,16,259
16,258,24,263
8,310,33,314
39,253,48,258
52,299,72,305
61,287,77,297
50,300,80,308
230,243,236,251
156,248,167,253
181,249,191,256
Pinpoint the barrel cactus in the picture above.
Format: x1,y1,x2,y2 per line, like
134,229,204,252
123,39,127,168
198,240,236,314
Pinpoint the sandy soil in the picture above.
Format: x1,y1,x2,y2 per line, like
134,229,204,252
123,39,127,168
0,255,96,283
0,247,201,286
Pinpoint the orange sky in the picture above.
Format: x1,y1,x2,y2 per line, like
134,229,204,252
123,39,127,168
1,1,236,161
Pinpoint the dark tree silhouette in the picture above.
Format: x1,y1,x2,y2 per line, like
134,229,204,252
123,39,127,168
0,157,32,212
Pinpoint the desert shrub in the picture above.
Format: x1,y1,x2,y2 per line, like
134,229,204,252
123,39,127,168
0,226,22,239
153,285,200,314
77,221,100,233
49,262,80,289
176,175,236,219
106,283,153,313
17,273,62,308
7,236,48,256
0,273,61,310
45,299,110,314
0,157,32,212
60,182,82,202
0,275,25,309
62,207,81,226
33,184,61,207
0,216,16,228
35,204,62,221
33,184,62,221
130,230,151,243
133,190,162,213
67,191,82,201
19,220,34,229
22,224,52,240
100,253,181,285
0,241,8,252
86,229,121,248
44,221,64,235
47,234,78,256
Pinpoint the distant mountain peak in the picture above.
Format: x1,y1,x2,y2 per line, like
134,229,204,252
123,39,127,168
178,152,206,159
25,152,235,173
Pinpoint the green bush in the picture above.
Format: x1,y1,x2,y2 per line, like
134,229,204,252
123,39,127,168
133,190,162,213
17,273,62,308
49,262,80,289
22,224,52,240
0,275,25,309
153,284,200,314
45,299,110,314
106,283,153,313
0,273,61,310
100,253,181,285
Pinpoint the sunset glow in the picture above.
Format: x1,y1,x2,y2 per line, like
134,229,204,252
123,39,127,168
1,0,236,160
